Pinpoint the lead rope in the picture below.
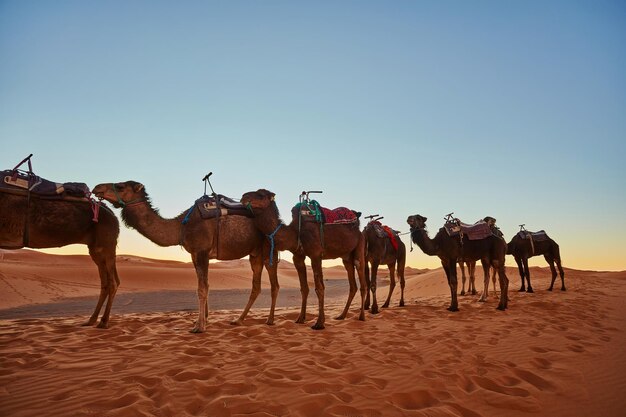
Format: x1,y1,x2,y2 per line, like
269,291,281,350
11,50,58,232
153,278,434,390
267,223,283,266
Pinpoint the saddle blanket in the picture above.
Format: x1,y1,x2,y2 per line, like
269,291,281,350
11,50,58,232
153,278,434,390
293,200,359,225
518,230,550,242
445,219,493,241
370,221,399,251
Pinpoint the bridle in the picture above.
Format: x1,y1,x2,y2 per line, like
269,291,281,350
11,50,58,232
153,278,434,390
111,183,146,208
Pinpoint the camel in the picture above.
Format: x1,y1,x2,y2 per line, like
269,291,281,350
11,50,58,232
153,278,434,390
362,217,406,313
0,181,120,329
407,214,509,311
92,181,279,333
459,216,502,299
241,189,367,330
507,227,565,292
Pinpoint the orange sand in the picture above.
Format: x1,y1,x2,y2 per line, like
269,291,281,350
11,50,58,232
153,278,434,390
1,250,625,417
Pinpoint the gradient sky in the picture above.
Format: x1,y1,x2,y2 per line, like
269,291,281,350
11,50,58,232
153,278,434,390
1,1,625,271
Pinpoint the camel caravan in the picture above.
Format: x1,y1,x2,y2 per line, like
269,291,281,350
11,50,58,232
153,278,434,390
1,155,566,331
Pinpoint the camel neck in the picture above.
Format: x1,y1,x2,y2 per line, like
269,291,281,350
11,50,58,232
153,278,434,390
411,227,439,256
252,205,299,253
121,202,182,247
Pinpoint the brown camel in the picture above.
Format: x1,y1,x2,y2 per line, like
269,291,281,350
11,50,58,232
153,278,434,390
362,217,406,313
92,181,279,333
1,182,120,329
507,227,565,292
241,189,367,330
459,216,502,300
407,214,509,311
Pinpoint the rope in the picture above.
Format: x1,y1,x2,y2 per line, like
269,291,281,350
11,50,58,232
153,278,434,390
267,223,283,266
182,205,195,225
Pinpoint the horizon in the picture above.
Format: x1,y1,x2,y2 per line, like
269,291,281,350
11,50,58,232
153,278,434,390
1,1,625,271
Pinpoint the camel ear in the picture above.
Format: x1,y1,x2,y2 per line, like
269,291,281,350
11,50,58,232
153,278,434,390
270,192,275,201
423,216,427,222
134,183,144,193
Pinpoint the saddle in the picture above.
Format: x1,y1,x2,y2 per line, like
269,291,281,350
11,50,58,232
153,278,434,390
444,219,493,241
518,230,550,242
368,220,400,251
193,194,253,220
292,200,360,225
1,166,90,201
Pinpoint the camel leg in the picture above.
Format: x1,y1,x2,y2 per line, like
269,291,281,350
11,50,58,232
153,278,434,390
443,259,459,311
495,261,509,310
398,251,406,307
337,257,358,320
355,246,367,321
231,253,264,326
85,248,119,328
459,262,467,296
469,261,477,295
382,262,396,309
491,267,499,298
368,260,380,314
478,259,490,302
293,253,308,324
97,256,120,328
515,256,526,292
364,261,371,310
546,254,558,291
523,257,533,293
556,255,566,291
191,251,209,333
311,257,326,330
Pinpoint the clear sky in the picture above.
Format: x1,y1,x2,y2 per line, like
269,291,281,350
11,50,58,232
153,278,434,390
1,1,625,271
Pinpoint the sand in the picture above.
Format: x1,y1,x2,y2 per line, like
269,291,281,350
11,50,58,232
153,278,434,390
1,249,625,417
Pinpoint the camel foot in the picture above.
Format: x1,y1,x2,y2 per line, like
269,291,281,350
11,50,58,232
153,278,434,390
561,287,567,291
496,305,506,311
471,290,477,295
370,307,379,315
548,287,554,291
478,297,487,303
295,317,306,324
518,287,526,292
96,321,109,329
82,319,96,327
399,300,405,307
382,302,390,308
527,287,534,293
358,313,366,321
265,320,275,326
364,303,370,310
311,323,325,330
334,315,346,321
447,306,459,312
230,319,243,326
190,327,205,334
460,290,466,296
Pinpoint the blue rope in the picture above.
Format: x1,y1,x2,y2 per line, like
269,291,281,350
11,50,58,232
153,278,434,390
182,205,195,225
267,223,283,266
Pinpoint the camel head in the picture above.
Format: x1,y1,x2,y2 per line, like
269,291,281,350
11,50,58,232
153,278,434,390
240,189,276,211
93,181,146,208
407,214,427,230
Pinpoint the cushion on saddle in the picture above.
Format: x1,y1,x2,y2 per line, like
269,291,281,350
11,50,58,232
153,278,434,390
1,169,90,199
369,221,400,251
293,200,359,224
445,219,493,241
518,230,550,241
195,194,253,219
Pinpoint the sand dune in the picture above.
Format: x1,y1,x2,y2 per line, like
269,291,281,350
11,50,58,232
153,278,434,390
1,249,625,416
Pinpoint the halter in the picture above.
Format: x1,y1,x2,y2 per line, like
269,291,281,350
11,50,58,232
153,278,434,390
111,183,146,208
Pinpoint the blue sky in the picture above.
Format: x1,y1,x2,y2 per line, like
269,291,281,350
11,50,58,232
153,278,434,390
1,1,625,270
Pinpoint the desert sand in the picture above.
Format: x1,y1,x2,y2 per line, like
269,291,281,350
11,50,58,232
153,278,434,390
1,249,625,417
